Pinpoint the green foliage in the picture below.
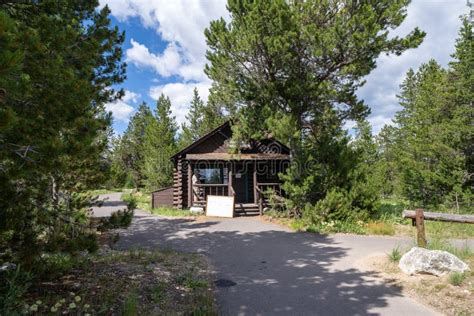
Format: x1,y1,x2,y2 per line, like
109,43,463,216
307,219,366,235
179,88,225,149
449,272,466,286
0,266,31,315
111,103,154,189
100,197,135,230
381,16,473,211
151,207,193,217
205,0,424,218
0,1,125,266
123,290,139,316
388,247,402,263
141,94,178,191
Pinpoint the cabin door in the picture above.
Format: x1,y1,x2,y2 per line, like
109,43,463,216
233,171,251,203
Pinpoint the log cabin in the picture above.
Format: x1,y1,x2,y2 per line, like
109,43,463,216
152,121,290,216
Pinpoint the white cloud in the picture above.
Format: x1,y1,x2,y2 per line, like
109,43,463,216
101,0,228,82
126,39,183,78
101,0,469,134
105,90,140,123
122,90,141,104
149,81,211,125
358,0,468,134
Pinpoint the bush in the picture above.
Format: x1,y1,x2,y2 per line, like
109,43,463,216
306,219,366,234
0,266,31,315
99,195,135,230
448,272,466,286
305,189,352,222
101,209,134,230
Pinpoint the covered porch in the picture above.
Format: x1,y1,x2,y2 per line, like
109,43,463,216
185,154,288,216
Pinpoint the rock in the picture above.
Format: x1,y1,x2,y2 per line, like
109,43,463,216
0,262,17,272
399,247,470,276
190,206,204,214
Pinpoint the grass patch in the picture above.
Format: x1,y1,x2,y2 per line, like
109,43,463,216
1,249,216,315
122,191,151,212
122,191,193,217
448,272,466,286
151,207,193,217
122,289,139,316
367,221,395,235
87,188,124,195
388,246,402,263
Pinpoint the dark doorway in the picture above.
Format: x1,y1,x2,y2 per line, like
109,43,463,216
233,170,252,203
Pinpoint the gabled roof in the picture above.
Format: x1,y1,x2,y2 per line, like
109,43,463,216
171,120,290,160
170,120,231,160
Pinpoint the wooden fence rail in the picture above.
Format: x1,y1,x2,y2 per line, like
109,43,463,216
402,209,474,247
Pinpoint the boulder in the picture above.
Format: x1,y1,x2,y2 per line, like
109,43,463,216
190,206,204,214
399,247,470,276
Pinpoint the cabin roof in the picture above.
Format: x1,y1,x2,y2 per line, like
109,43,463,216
171,120,290,161
185,153,289,160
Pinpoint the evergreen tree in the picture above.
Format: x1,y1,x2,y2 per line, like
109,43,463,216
447,17,473,209
141,94,178,191
179,88,224,149
120,103,153,189
0,1,125,263
205,0,425,210
394,59,470,209
374,125,402,198
179,88,206,148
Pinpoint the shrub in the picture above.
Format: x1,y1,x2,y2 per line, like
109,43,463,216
388,246,402,263
306,189,352,222
110,209,134,227
306,219,366,234
99,196,135,230
448,272,466,286
0,266,31,315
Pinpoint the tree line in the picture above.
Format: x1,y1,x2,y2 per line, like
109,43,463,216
107,88,225,191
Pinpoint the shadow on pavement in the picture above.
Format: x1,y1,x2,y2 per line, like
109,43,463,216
110,216,410,315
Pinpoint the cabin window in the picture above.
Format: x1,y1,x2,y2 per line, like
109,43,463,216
194,167,228,184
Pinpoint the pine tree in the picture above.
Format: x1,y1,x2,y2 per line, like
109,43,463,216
446,17,473,210
141,94,178,191
394,60,470,208
0,1,126,263
205,0,425,210
179,88,224,149
179,88,205,148
120,103,153,189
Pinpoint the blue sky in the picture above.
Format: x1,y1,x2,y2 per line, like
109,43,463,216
100,0,470,135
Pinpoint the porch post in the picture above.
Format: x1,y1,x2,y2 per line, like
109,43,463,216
253,160,257,204
187,161,192,208
228,163,233,196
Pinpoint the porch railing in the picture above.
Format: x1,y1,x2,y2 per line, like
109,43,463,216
193,183,229,205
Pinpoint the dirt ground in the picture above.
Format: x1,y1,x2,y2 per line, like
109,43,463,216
358,254,473,316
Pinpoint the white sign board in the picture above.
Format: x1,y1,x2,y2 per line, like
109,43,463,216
206,195,234,218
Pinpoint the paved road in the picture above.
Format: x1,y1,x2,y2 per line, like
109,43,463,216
91,192,149,217
93,193,456,315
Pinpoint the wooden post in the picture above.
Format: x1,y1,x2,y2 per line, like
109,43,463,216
253,160,257,204
415,208,427,248
187,162,192,208
228,167,233,196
